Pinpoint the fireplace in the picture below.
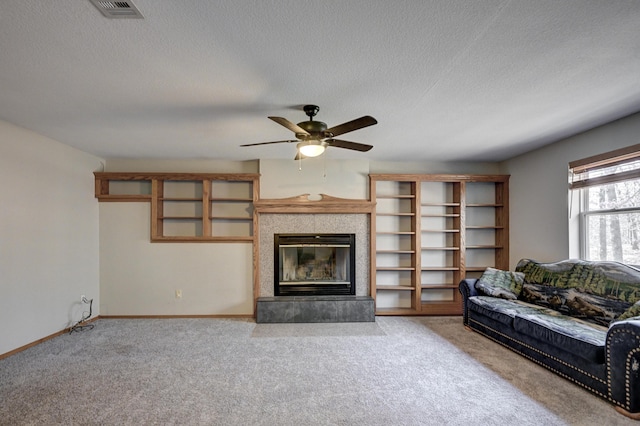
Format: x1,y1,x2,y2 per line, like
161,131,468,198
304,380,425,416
274,233,356,296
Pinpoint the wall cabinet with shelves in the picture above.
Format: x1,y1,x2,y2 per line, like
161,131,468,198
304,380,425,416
95,172,259,242
370,174,509,315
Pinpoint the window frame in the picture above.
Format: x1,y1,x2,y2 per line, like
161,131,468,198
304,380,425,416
579,190,640,261
570,144,640,263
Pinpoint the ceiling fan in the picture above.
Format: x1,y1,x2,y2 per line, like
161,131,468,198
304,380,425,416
240,105,377,159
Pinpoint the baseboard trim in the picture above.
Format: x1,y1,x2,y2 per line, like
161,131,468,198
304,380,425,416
100,314,254,319
0,316,100,360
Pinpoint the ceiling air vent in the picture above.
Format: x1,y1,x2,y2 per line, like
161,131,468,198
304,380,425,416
89,0,144,19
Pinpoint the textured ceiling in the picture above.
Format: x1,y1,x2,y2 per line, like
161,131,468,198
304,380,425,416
1,1,640,162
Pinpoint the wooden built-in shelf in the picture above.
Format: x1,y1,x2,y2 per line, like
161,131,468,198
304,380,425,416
253,193,374,214
94,172,259,243
370,173,509,316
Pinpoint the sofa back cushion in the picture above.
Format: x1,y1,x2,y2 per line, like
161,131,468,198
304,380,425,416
475,267,525,300
515,259,640,326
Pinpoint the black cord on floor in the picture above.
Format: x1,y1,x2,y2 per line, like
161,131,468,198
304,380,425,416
69,299,95,334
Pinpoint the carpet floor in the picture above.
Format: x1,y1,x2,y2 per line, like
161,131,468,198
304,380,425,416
0,316,634,425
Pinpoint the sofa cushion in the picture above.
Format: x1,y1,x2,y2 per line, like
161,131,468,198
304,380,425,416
468,297,554,327
513,311,606,364
519,283,632,327
516,259,640,326
475,267,525,300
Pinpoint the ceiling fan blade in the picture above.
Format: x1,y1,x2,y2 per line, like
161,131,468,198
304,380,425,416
326,116,377,137
240,140,296,147
268,116,310,135
327,139,373,152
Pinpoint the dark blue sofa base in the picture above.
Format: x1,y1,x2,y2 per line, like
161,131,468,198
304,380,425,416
460,278,640,418
467,315,609,400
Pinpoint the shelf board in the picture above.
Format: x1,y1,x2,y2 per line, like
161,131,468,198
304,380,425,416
160,216,202,220
376,231,416,235
210,198,253,202
376,194,415,199
96,194,151,202
376,285,416,291
421,284,459,290
421,267,459,271
376,267,416,271
160,198,202,202
376,250,416,254
421,247,460,251
151,235,254,243
466,225,504,229
210,216,252,220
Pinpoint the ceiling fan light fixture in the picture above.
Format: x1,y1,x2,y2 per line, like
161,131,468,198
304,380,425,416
297,141,326,157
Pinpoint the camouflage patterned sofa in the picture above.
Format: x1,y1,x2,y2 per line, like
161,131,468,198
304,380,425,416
459,259,640,418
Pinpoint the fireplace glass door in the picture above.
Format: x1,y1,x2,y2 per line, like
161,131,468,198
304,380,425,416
275,234,356,296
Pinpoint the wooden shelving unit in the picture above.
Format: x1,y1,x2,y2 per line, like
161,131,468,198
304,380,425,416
370,173,509,315
94,172,259,242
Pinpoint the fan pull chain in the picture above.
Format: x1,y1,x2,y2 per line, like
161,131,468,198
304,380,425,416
323,151,327,178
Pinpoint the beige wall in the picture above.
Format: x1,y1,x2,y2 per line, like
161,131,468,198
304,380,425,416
98,157,501,317
502,111,640,268
5,108,639,355
99,203,253,316
0,120,102,355
98,159,258,316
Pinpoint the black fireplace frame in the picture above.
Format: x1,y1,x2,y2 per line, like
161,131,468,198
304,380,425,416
274,233,356,296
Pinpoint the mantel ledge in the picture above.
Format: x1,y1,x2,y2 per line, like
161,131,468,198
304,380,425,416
254,193,375,214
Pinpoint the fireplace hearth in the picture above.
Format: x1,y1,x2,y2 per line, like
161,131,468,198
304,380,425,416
275,233,356,296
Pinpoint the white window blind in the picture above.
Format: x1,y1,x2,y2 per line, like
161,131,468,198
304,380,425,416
569,144,640,190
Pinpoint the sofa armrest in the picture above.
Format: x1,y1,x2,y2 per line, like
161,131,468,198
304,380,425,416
607,318,640,414
459,279,478,326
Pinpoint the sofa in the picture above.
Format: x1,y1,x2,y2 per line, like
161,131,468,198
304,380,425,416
459,259,640,418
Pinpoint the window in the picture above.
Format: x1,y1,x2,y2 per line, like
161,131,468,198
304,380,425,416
569,145,640,264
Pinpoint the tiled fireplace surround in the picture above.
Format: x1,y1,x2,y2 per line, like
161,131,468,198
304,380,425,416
255,198,375,322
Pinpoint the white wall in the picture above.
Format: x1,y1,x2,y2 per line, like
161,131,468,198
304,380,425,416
502,111,640,268
0,120,102,355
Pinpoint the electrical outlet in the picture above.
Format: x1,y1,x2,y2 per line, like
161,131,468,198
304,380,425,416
175,289,182,299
